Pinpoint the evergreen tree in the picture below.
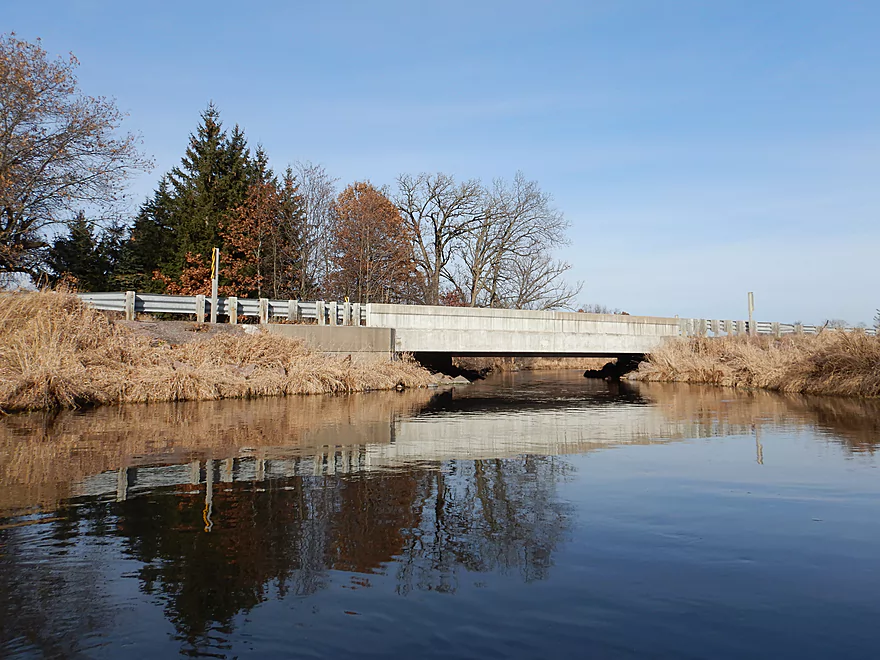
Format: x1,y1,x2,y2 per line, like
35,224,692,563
114,178,178,291
47,212,108,291
164,104,252,279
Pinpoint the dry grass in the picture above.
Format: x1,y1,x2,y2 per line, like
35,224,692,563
632,333,880,397
0,290,432,413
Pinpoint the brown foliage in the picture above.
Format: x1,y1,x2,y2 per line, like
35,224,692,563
330,182,420,303
153,253,212,295
0,33,151,275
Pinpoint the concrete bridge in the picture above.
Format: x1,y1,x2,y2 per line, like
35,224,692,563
363,303,682,357
80,291,876,361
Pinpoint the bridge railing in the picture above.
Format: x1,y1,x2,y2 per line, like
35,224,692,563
680,318,877,337
76,291,879,337
78,292,366,326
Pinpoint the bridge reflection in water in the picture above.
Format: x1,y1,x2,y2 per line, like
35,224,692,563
2,374,880,658
2,375,880,515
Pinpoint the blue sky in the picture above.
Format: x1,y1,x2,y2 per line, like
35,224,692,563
7,1,879,323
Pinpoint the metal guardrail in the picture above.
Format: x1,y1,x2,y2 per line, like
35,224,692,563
680,318,877,337
78,292,367,326
77,291,879,337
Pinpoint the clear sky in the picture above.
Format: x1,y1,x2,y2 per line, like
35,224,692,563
6,1,879,324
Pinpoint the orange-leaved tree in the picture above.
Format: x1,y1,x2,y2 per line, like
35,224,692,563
329,182,420,303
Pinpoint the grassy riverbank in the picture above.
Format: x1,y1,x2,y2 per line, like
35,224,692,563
631,333,880,398
0,291,432,413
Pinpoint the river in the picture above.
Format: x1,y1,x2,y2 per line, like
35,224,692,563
1,372,879,659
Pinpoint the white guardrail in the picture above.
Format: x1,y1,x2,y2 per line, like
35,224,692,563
77,291,879,337
679,318,877,337
78,292,367,326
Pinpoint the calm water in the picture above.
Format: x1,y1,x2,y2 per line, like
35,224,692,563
1,373,879,659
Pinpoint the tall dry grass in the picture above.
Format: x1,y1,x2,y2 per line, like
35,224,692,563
0,290,432,413
632,333,880,397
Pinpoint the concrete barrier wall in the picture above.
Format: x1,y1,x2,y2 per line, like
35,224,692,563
365,304,682,356
267,325,394,358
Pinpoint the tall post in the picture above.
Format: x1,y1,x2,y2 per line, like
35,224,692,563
748,292,755,336
124,290,136,321
210,247,220,324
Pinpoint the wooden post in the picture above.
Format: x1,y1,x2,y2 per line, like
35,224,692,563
352,302,361,326
259,298,269,324
710,320,720,336
343,301,351,326
210,247,220,323
772,322,781,338
228,296,238,324
748,292,755,336
737,320,746,335
724,320,733,335
124,290,136,321
795,323,803,335
317,301,326,326
329,301,338,326
288,299,300,323
195,294,206,323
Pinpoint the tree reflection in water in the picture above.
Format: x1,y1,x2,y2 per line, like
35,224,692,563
104,455,572,653
4,374,880,656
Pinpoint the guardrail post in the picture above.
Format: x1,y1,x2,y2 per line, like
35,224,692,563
228,297,238,324
772,322,781,338
288,299,300,323
259,298,269,324
329,301,338,326
124,291,136,321
737,320,746,335
794,323,803,335
710,320,719,336
364,303,372,327
353,303,361,327
317,301,326,325
343,301,351,326
195,295,206,323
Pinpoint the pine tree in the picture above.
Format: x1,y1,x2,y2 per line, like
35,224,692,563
47,212,108,291
114,178,177,291
164,104,252,280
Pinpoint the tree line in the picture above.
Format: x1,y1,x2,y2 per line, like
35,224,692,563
2,33,579,309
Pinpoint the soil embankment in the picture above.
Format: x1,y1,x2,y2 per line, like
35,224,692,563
0,291,432,413
629,334,880,398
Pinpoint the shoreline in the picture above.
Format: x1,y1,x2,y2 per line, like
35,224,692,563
0,291,433,414
628,333,880,399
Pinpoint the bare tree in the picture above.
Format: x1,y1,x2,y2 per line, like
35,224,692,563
500,251,582,310
456,172,569,307
294,161,337,297
394,172,483,305
0,34,152,277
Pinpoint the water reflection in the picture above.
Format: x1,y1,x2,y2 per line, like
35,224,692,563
2,375,880,657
